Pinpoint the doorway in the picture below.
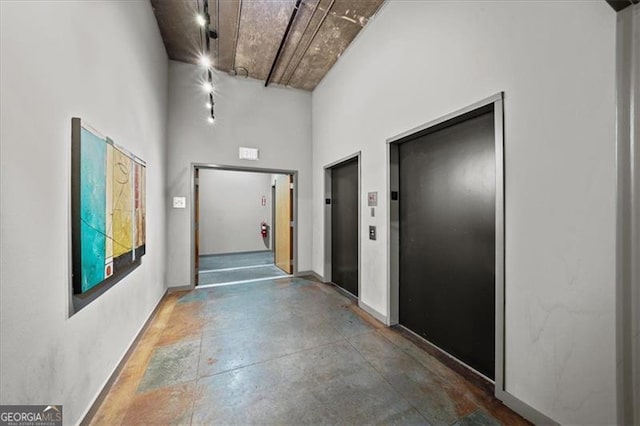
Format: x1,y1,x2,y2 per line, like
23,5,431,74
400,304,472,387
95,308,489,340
191,164,298,288
324,153,360,298
388,94,505,389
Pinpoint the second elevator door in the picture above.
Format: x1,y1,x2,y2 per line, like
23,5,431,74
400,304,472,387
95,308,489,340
399,110,496,379
331,157,359,297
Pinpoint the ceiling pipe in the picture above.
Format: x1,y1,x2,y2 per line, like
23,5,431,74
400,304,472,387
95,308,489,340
279,0,321,83
265,0,302,87
284,0,335,86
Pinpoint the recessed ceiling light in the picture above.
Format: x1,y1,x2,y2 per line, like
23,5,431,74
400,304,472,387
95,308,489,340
196,14,206,27
203,82,213,93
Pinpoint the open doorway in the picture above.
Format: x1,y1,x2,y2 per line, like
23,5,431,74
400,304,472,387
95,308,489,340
191,164,297,288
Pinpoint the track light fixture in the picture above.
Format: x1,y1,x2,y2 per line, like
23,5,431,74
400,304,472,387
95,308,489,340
198,0,217,123
199,54,211,68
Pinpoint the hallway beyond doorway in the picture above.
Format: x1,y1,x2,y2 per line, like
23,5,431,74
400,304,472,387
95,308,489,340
198,251,287,286
88,277,529,425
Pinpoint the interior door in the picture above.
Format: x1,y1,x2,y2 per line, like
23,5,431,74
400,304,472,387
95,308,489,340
194,168,200,285
274,174,293,274
331,157,359,296
398,111,496,379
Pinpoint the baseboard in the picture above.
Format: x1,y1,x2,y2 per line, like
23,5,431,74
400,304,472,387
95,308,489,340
327,282,358,302
496,389,558,425
168,284,193,292
78,288,167,426
295,270,324,282
358,300,388,325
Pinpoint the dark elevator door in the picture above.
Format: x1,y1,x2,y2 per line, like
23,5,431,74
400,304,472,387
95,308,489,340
399,110,495,379
331,157,359,297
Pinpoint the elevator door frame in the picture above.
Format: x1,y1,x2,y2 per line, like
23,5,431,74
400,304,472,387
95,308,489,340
323,152,361,299
387,93,505,399
190,163,299,288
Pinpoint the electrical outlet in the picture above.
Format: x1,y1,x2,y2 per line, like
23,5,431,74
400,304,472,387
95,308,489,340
173,197,186,209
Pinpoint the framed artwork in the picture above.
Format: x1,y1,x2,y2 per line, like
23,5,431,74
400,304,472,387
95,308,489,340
70,118,146,312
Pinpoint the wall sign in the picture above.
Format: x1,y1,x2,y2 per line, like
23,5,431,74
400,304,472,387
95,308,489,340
368,192,378,206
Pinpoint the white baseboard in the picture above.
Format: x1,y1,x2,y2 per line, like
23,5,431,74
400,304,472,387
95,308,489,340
496,389,558,425
295,270,324,282
358,300,388,325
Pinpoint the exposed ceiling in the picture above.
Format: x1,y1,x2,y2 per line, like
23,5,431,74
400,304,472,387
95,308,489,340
150,0,385,91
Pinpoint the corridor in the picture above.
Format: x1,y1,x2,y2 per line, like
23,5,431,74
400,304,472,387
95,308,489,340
88,277,528,425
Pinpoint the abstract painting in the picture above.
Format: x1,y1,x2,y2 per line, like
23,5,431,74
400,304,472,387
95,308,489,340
71,118,146,299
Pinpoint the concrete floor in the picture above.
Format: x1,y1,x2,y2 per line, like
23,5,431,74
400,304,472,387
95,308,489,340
89,277,529,425
198,251,287,286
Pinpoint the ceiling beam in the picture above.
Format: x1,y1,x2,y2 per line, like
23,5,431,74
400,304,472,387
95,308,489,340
265,0,302,87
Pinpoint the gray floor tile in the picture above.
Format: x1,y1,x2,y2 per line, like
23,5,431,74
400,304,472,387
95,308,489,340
193,341,425,425
100,277,528,426
349,331,475,425
198,314,345,377
452,409,501,426
138,340,200,393
322,304,379,338
308,365,417,424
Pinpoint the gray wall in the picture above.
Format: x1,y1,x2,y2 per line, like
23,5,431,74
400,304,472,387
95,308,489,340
0,2,168,424
166,61,312,287
312,1,616,425
199,169,273,255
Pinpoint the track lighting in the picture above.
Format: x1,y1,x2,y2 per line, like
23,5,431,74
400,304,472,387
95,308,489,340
199,54,211,68
198,0,218,124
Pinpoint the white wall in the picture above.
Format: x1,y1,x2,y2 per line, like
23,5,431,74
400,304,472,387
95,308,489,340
0,2,168,425
166,61,312,287
199,169,273,255
312,1,616,424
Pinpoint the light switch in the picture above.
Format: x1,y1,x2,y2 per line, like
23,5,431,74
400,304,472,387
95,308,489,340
369,226,376,240
173,197,186,209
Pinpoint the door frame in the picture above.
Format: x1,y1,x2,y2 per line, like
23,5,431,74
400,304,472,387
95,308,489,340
615,5,640,425
323,152,361,299
387,93,506,395
190,163,299,288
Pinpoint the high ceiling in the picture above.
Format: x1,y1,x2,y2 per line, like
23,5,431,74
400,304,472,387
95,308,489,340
150,0,385,91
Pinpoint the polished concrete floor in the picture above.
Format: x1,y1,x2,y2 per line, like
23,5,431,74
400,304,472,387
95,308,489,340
89,277,529,425
198,251,287,286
